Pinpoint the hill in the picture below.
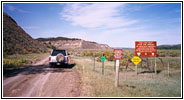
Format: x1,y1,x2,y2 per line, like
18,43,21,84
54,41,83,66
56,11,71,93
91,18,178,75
37,37,80,41
37,37,110,50
157,44,181,50
3,12,47,55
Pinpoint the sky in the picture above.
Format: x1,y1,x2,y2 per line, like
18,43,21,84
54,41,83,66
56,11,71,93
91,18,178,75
3,3,181,48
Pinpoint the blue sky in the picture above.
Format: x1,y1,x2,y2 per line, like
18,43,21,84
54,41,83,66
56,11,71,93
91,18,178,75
3,3,181,47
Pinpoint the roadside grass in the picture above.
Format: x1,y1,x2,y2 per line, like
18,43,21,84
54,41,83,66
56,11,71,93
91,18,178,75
73,56,181,97
3,53,49,70
3,58,28,69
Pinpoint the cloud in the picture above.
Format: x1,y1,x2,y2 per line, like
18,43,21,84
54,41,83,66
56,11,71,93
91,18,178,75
4,4,30,13
60,3,138,28
62,25,181,48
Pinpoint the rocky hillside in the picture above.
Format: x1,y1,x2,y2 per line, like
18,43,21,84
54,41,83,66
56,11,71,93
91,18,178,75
3,12,47,55
37,37,110,50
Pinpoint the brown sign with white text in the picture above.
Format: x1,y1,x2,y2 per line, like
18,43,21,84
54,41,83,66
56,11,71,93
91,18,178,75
135,41,157,57
114,49,123,60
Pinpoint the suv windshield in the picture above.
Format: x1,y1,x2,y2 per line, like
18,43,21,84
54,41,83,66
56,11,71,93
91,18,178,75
51,50,66,56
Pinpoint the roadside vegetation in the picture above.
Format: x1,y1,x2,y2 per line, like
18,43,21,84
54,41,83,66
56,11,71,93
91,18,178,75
3,53,49,70
72,49,181,97
73,56,181,97
79,49,181,70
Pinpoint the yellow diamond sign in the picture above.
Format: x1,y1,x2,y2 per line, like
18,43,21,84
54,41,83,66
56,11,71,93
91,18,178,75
131,56,142,65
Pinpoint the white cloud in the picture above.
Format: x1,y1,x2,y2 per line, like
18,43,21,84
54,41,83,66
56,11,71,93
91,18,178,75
58,3,181,47
62,26,181,48
60,3,137,28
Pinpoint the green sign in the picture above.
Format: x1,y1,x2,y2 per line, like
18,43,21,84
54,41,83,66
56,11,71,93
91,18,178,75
101,56,105,62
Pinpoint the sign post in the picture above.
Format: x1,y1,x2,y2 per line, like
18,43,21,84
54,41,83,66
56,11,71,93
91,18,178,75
131,56,142,75
113,49,123,88
135,41,157,75
115,60,120,87
101,55,105,75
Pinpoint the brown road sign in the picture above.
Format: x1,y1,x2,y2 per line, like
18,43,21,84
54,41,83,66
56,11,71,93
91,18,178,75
114,49,123,60
135,41,157,57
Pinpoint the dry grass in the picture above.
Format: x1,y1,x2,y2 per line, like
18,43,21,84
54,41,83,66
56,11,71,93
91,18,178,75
73,55,181,97
3,53,49,69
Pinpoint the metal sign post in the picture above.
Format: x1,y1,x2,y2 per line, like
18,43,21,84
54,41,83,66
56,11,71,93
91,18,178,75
102,61,104,75
101,56,105,75
113,49,123,88
136,64,137,75
131,56,142,75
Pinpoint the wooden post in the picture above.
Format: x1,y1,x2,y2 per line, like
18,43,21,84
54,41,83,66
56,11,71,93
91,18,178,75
146,57,149,68
102,61,104,75
115,60,120,87
168,62,170,77
94,56,95,71
151,58,152,67
114,60,116,71
140,57,142,67
136,64,138,75
155,57,157,75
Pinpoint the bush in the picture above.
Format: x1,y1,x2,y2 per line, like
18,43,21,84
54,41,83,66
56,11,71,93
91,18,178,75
3,58,28,69
120,52,134,66
51,45,56,50
83,51,93,56
103,51,114,61
23,49,30,54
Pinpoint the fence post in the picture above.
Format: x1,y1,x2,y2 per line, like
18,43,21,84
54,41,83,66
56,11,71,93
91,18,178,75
114,60,116,71
155,57,157,75
168,62,170,77
102,61,104,75
94,56,95,71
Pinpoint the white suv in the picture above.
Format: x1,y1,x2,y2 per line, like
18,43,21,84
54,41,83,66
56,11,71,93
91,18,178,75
49,49,69,66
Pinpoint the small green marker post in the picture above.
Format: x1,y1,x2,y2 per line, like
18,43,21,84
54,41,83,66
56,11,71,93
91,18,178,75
101,55,105,75
102,61,104,75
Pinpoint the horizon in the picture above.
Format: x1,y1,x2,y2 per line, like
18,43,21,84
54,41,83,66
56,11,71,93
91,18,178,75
3,2,181,48
36,36,181,48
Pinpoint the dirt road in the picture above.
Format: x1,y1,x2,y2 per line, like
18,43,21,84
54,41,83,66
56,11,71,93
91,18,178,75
3,57,80,97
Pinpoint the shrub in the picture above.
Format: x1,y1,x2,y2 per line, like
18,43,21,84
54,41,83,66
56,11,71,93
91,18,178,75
103,51,114,61
23,49,30,54
51,45,56,50
3,58,28,69
83,51,94,56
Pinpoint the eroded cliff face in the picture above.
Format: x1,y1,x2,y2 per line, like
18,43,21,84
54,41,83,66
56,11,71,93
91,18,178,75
38,38,110,50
